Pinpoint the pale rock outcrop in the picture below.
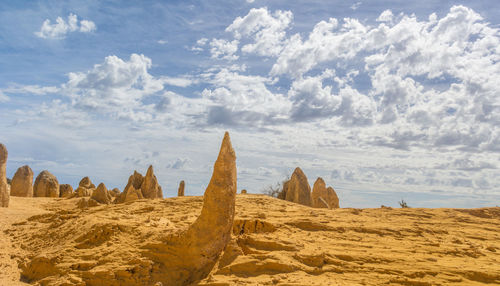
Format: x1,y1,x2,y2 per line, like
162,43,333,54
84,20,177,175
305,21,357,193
75,177,95,197
33,170,59,197
281,167,312,206
91,183,112,204
10,165,34,197
0,143,9,207
59,184,74,198
144,131,237,285
178,180,185,196
141,165,163,199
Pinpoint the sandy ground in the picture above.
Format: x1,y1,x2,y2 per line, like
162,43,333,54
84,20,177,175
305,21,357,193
1,195,499,285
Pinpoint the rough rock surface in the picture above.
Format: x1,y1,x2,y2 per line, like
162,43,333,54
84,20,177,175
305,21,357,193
327,186,340,208
77,197,99,209
281,167,311,206
311,177,339,209
75,177,95,197
241,189,247,194
178,180,185,196
91,183,112,204
109,188,120,197
141,165,163,199
10,165,33,197
124,171,143,192
59,184,74,198
144,131,237,285
0,144,8,207
33,171,59,198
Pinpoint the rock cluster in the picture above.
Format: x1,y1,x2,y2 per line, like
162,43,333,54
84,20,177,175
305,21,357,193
109,188,120,197
33,170,59,197
75,177,95,197
0,143,9,207
115,166,163,204
59,184,74,198
278,168,339,209
178,180,185,196
144,131,237,285
10,165,34,197
311,178,339,209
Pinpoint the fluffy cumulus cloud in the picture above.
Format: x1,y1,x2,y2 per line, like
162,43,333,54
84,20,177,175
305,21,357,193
35,13,96,39
4,4,500,205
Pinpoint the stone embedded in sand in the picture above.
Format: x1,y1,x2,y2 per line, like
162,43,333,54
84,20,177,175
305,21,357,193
0,143,9,207
241,189,247,194
77,197,99,209
144,131,237,285
91,183,112,204
10,165,34,197
141,165,163,199
33,170,59,197
178,180,185,196
282,167,311,207
59,184,74,198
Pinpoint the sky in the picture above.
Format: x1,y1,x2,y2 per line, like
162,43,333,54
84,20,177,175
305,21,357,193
0,0,499,208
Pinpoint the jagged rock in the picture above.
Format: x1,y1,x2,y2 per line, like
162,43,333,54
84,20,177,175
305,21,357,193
109,188,120,197
277,180,289,200
144,131,237,285
241,189,247,194
77,197,99,209
281,167,311,206
326,186,340,208
11,165,34,197
141,165,163,199
91,183,112,204
79,177,95,189
0,143,8,207
59,184,74,198
178,180,185,196
124,171,144,192
33,170,59,197
123,185,144,203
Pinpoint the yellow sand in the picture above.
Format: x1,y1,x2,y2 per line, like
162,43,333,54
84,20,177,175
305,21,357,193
1,195,499,285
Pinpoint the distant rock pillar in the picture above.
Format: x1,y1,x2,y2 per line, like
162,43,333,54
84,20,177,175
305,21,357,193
0,143,9,207
11,165,34,197
178,180,185,196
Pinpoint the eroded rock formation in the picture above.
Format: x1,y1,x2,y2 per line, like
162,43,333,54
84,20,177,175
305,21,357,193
33,170,59,197
91,183,112,204
10,165,34,197
59,184,74,198
326,186,340,208
109,188,120,197
178,180,185,196
144,131,237,285
75,177,95,197
141,165,163,199
280,167,311,206
0,143,9,207
241,189,247,194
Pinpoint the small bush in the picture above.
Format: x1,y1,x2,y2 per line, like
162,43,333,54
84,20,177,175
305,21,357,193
399,199,409,208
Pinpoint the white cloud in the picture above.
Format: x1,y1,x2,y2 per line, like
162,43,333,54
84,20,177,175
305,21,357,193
376,9,393,22
35,13,96,39
209,38,239,60
351,2,362,10
0,91,9,102
226,7,292,57
1,85,60,96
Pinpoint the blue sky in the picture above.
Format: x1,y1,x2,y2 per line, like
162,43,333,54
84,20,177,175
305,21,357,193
1,0,499,208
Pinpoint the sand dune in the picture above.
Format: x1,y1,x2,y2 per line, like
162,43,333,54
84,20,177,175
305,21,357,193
1,195,499,285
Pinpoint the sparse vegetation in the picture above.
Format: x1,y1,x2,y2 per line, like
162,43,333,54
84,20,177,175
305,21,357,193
262,176,289,198
399,199,409,208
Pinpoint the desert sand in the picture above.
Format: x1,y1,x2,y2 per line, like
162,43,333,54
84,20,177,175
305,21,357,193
1,195,499,285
